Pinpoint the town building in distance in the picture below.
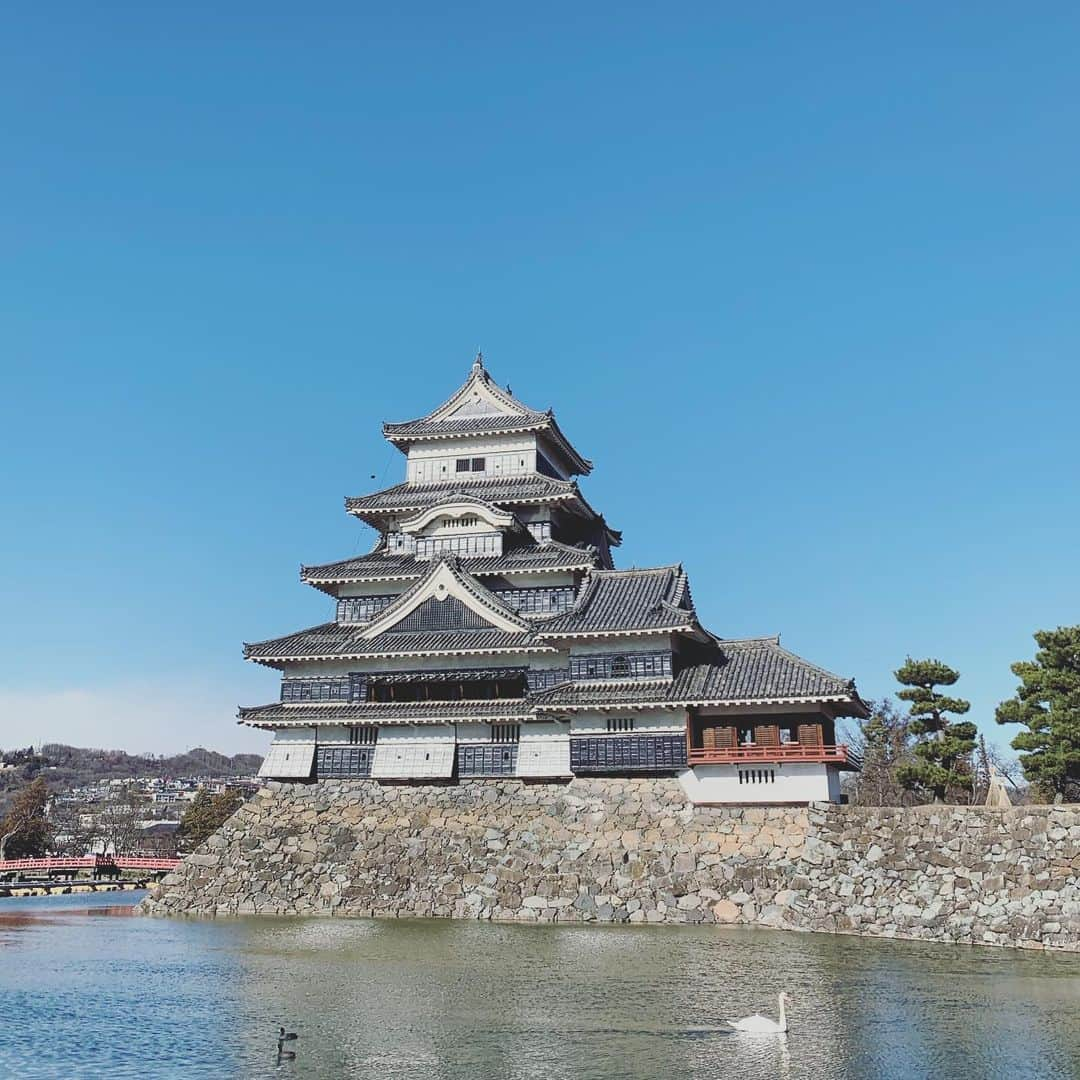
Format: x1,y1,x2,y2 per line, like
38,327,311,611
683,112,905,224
241,355,866,803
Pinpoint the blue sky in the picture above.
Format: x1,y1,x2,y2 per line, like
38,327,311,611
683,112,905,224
2,6,1078,755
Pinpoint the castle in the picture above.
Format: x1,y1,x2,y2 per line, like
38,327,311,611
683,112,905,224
241,355,866,803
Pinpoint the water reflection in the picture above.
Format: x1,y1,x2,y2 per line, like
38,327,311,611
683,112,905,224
0,894,1078,1079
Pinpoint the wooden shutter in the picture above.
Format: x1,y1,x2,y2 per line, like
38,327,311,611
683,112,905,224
756,724,780,747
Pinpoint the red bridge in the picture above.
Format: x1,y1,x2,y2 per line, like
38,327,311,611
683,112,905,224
0,855,181,874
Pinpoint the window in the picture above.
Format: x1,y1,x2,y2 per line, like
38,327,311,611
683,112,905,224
336,595,395,623
348,726,378,745
281,678,351,702
526,668,568,693
569,653,673,681
780,728,794,744
490,724,521,743
738,725,755,746
454,457,486,473
607,717,635,733
414,533,501,559
738,769,776,784
493,586,575,614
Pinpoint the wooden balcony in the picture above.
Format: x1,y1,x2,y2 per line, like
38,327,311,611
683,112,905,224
687,743,862,770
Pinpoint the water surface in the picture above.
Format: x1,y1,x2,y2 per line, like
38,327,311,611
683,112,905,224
1,892,1077,1079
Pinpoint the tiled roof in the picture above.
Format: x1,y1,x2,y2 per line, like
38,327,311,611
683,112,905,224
531,637,864,712
382,357,591,475
529,681,673,708
670,638,857,702
243,622,552,664
538,566,696,636
384,412,552,439
344,475,579,515
239,699,534,727
300,540,601,587
244,622,355,661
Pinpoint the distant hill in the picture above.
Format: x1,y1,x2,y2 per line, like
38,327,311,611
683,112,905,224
0,743,263,795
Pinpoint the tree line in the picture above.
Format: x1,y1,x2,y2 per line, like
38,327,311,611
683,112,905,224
848,625,1080,806
0,781,245,861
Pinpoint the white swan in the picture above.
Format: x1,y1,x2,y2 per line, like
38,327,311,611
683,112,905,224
727,992,790,1033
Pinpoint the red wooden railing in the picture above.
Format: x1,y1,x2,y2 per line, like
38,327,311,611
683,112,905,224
0,855,180,874
687,743,862,769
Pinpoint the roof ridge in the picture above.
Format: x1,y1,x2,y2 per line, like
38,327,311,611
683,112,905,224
589,564,682,577
717,635,783,646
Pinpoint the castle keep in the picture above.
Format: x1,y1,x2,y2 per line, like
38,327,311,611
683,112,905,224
242,355,866,803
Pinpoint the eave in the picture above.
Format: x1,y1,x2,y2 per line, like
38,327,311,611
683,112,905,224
246,643,560,668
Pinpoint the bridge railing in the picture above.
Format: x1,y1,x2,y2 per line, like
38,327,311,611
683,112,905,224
0,855,181,873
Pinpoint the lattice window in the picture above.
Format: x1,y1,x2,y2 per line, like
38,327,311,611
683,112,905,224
280,678,351,702
414,533,501,559
336,595,396,623
570,735,686,772
493,586,575,614
317,745,375,779
606,717,635,732
490,724,521,743
348,725,378,745
526,668,568,693
569,653,673,680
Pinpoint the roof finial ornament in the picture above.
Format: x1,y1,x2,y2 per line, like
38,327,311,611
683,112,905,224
472,350,484,375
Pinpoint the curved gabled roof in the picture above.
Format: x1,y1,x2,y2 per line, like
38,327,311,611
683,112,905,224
300,539,601,590
382,355,592,475
343,475,621,547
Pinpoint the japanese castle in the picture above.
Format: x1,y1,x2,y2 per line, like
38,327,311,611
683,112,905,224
242,355,866,804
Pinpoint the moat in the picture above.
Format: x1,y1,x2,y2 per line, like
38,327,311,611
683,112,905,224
3,892,1079,1079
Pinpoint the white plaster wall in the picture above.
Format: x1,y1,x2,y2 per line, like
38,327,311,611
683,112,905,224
315,726,360,744
407,436,537,483
566,635,674,656
569,711,685,735
678,763,840,805
266,726,317,743
517,721,571,777
259,739,316,779
371,725,456,778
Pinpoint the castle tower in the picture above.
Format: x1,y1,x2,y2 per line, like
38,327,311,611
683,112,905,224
240,356,866,803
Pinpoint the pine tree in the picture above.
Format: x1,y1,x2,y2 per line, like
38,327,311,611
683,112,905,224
893,658,976,802
995,626,1080,801
177,787,244,854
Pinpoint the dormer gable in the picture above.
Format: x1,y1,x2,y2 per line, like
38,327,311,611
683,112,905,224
382,354,592,476
430,354,536,422
397,494,517,536
359,556,532,640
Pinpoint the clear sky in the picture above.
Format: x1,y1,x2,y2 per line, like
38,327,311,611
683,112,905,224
2,6,1078,756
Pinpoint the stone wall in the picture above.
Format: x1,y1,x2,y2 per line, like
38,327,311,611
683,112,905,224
140,779,1080,951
